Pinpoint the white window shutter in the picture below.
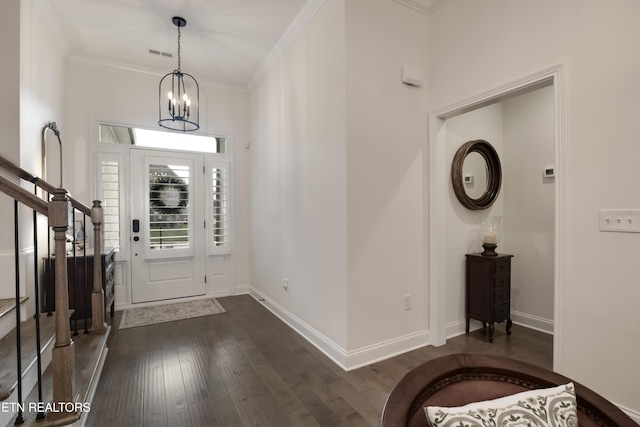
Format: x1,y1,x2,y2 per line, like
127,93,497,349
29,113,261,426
208,160,231,255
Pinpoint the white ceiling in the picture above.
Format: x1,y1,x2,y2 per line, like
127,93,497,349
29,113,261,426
35,0,321,91
34,0,443,91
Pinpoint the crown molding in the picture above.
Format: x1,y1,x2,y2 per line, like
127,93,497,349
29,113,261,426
393,0,451,16
67,55,248,94
246,0,327,92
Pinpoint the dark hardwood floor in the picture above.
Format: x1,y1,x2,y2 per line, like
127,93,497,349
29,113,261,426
86,295,552,427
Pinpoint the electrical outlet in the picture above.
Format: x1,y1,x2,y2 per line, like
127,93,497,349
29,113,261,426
283,278,288,290
403,294,412,311
599,209,640,233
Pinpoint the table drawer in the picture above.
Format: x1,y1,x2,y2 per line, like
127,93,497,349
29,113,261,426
494,274,510,289
493,303,510,321
494,288,510,305
495,260,511,274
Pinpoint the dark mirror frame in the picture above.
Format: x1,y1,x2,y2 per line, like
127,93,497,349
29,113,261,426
451,139,502,210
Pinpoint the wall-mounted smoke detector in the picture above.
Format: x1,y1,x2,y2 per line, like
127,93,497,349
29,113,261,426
148,49,173,58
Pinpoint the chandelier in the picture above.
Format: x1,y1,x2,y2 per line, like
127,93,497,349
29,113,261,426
158,17,200,132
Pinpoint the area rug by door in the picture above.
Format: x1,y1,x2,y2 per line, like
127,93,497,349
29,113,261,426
119,298,225,329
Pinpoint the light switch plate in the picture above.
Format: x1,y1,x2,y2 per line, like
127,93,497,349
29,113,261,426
599,209,640,233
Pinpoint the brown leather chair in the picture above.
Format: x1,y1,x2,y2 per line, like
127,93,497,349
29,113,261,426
380,353,637,427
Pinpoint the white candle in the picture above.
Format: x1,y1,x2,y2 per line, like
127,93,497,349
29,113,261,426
483,230,497,244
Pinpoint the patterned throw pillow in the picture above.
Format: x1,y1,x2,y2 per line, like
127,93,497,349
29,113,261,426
425,382,577,427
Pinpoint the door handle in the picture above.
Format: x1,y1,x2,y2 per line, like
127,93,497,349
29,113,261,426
132,219,140,233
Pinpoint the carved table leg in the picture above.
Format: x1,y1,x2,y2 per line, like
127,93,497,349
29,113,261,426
506,317,512,336
488,323,495,343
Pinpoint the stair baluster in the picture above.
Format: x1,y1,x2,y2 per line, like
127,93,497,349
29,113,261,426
13,200,25,425
70,210,78,337
81,213,89,334
32,188,45,420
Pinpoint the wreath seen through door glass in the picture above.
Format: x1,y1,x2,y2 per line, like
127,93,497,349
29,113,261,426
149,175,189,215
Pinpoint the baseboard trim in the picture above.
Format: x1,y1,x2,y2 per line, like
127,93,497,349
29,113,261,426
446,312,554,339
511,310,554,335
346,330,430,371
248,288,349,369
233,284,251,295
248,287,430,371
446,319,486,339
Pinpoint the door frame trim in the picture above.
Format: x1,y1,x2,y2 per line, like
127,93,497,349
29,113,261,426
427,64,566,372
91,121,236,308
129,147,206,304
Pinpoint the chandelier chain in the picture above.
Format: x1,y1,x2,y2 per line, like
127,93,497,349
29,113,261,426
177,25,181,72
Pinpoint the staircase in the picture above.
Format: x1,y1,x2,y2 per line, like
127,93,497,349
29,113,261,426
0,148,109,427
0,298,28,344
0,301,57,425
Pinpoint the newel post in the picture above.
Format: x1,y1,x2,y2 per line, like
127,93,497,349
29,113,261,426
49,188,75,405
89,200,106,334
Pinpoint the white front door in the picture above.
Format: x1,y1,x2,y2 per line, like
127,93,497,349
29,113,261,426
130,148,206,303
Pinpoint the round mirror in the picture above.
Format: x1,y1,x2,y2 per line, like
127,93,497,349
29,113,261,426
451,140,502,210
462,151,488,199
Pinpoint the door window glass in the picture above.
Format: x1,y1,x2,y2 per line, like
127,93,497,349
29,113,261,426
149,163,190,250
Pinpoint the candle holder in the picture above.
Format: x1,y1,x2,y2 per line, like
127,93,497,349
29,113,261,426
480,216,502,257
481,242,498,257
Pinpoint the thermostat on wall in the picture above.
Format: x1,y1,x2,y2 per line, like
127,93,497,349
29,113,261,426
543,166,555,178
464,174,474,184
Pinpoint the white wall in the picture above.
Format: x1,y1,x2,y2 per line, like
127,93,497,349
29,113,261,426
250,0,429,367
249,0,349,352
0,0,66,307
0,0,21,171
445,103,504,332
0,0,22,299
429,0,640,413
19,0,67,314
345,0,429,358
20,0,66,186
64,64,251,304
503,86,555,329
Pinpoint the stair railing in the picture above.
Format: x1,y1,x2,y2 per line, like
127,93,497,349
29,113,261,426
0,155,106,332
0,154,105,423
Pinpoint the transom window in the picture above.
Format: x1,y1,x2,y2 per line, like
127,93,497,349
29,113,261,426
98,124,226,153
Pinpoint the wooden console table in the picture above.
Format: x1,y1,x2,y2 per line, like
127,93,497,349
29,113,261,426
465,253,513,342
43,248,115,322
